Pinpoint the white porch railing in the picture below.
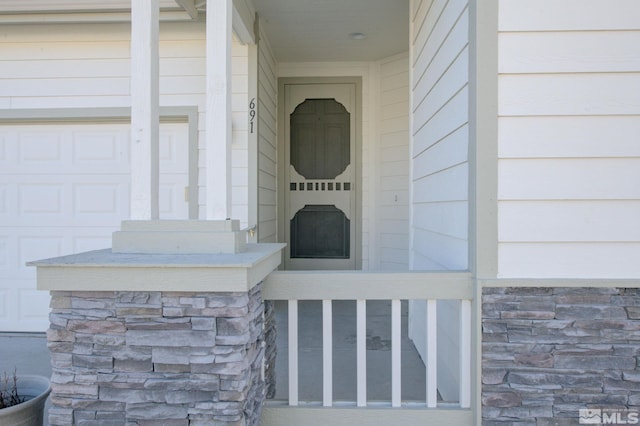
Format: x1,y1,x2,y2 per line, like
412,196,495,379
261,270,476,426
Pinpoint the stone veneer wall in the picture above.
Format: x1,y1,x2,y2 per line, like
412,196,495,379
482,287,640,425
46,283,267,426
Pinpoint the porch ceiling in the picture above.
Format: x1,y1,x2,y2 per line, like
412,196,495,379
252,0,410,62
0,0,409,63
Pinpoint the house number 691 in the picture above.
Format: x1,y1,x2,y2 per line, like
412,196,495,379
249,97,256,133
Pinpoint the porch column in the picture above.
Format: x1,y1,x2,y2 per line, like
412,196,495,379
206,0,233,220
130,0,160,219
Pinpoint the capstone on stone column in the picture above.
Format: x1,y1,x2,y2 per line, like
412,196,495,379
30,220,285,426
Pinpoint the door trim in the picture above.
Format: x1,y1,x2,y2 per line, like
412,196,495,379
277,77,363,270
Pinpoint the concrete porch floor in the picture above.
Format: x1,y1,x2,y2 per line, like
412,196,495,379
0,300,427,424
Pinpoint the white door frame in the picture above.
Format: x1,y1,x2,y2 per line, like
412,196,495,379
277,77,363,270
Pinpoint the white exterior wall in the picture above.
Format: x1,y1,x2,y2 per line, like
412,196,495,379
0,21,251,225
410,0,470,272
257,24,278,243
376,53,410,270
409,0,470,403
231,38,250,227
498,0,640,278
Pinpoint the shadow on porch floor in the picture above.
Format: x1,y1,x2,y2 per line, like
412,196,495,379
270,299,428,404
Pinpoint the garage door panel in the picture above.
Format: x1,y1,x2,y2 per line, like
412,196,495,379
159,124,188,173
71,128,129,171
0,184,6,214
18,130,67,165
0,122,190,332
18,182,65,215
72,181,129,221
0,236,7,270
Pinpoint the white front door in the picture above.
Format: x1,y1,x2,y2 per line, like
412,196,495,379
283,83,357,270
0,122,190,332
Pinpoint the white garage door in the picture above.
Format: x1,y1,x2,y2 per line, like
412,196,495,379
0,122,190,332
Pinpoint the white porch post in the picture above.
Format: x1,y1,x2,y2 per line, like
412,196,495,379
206,0,233,220
130,0,160,220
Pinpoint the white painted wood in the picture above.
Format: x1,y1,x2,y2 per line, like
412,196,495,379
322,299,333,407
500,201,640,242
231,0,255,44
426,299,437,407
356,300,367,407
288,300,299,406
414,8,469,99
130,0,160,220
0,0,178,13
499,116,640,159
499,0,640,32
498,158,640,200
257,25,278,242
459,299,471,408
378,53,410,270
391,299,401,408
205,0,232,220
499,31,640,74
499,243,640,279
414,50,469,127
413,125,468,174
262,404,475,426
411,228,469,271
412,87,468,155
412,163,468,203
499,74,640,117
412,201,468,241
263,271,474,301
497,1,640,282
175,0,198,19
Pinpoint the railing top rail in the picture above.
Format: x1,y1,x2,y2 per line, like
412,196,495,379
263,270,474,300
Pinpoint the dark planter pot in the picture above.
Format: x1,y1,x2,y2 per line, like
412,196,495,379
0,375,51,426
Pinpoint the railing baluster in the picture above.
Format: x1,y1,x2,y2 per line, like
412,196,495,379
288,299,298,406
322,299,332,406
426,299,437,407
460,299,471,408
356,299,367,407
391,299,401,407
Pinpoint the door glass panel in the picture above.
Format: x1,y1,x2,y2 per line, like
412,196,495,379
290,205,350,259
290,99,350,179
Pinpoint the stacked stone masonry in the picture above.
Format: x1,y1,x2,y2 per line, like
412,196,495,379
46,283,267,426
482,287,640,425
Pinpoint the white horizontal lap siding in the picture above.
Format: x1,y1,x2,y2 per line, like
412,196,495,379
257,25,278,243
409,0,470,404
0,22,250,224
232,38,249,227
378,53,410,270
411,0,469,271
498,0,640,278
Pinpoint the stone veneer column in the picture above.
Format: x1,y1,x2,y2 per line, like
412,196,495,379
31,221,285,426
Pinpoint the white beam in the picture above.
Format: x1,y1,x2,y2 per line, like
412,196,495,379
130,0,160,220
206,0,232,220
232,0,255,44
175,0,199,19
